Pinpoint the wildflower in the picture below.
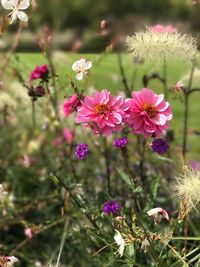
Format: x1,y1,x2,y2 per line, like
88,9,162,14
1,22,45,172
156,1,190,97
72,59,92,80
75,143,89,159
0,256,19,267
35,86,45,97
24,227,33,239
62,94,82,117
126,29,197,65
30,65,49,81
141,238,150,253
147,207,170,222
1,0,30,22
175,167,200,221
113,137,128,148
125,88,172,138
174,81,184,92
190,160,200,171
114,229,125,257
63,128,73,144
149,24,176,33
151,138,169,154
102,200,121,215
0,184,7,200
76,90,129,136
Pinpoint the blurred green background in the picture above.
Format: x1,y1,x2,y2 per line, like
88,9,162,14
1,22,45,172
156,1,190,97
2,0,200,52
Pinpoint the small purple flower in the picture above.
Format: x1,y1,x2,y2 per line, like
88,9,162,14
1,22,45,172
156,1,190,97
151,138,169,154
190,160,200,171
75,143,89,159
113,137,128,148
102,200,121,215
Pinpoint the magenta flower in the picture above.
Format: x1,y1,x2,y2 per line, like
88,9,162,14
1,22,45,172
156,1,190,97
63,128,73,144
62,94,82,117
102,200,121,215
30,65,49,81
75,144,89,159
151,138,169,154
76,90,129,136
149,24,176,33
125,88,172,138
113,137,128,148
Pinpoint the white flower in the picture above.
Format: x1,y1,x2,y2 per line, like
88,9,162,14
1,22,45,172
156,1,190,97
6,256,18,266
1,0,30,23
174,81,184,92
147,207,169,221
114,229,125,257
72,58,92,80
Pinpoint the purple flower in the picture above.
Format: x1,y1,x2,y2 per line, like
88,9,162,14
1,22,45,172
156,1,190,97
113,137,128,148
30,65,49,81
75,144,89,159
190,160,200,171
102,200,121,215
151,138,169,154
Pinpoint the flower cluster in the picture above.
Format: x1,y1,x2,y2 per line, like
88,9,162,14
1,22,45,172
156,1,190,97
151,138,169,154
102,200,121,215
75,144,89,159
113,137,128,148
63,88,172,138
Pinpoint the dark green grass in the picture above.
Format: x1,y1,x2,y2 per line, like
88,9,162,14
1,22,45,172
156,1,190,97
14,53,200,161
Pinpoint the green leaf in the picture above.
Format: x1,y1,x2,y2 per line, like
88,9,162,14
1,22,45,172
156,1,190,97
117,168,142,193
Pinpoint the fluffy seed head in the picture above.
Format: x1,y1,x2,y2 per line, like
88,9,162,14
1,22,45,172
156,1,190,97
126,29,197,65
175,167,200,220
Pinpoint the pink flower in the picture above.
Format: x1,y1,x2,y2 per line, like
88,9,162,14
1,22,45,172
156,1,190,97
174,81,184,92
30,65,49,81
62,94,82,117
125,88,172,138
149,24,176,33
76,90,129,136
52,137,63,147
147,207,170,221
24,228,34,239
63,128,73,144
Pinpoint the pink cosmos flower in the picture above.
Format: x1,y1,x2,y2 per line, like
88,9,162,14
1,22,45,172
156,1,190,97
149,24,176,33
62,94,82,117
63,128,73,144
76,90,129,136
30,65,49,81
125,88,172,138
147,207,170,221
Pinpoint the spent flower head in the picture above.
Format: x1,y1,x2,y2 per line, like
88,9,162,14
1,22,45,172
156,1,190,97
175,167,200,220
126,29,197,65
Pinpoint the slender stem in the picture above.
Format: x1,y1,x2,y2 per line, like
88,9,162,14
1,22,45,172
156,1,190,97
103,138,112,197
182,58,196,161
117,53,131,97
163,59,168,99
139,137,146,179
31,98,36,129
182,92,189,161
54,173,100,230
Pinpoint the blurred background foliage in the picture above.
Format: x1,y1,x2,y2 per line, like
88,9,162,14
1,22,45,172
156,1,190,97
2,0,200,52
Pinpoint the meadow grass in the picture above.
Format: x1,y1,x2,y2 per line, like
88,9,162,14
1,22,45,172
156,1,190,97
14,53,200,161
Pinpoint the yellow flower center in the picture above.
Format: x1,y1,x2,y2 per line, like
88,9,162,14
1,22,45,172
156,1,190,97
143,104,157,118
95,104,109,114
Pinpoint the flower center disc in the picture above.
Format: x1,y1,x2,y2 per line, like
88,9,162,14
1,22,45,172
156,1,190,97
95,104,109,114
143,104,157,118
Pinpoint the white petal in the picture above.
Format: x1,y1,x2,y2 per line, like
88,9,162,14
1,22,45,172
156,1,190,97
10,11,18,22
1,0,14,9
76,72,84,80
84,61,92,70
114,230,125,257
19,0,29,10
147,207,163,216
17,11,28,22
